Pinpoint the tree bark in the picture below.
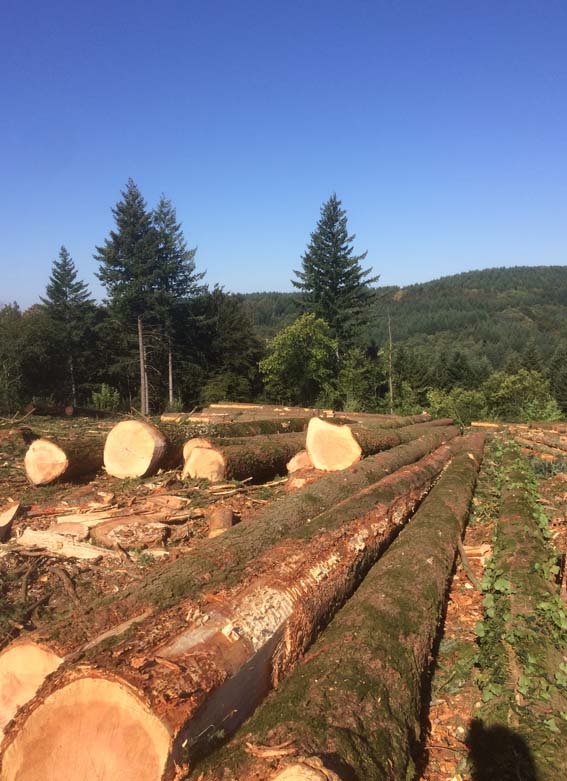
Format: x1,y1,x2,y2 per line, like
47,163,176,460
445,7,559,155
138,315,147,416
0,426,459,718
24,434,106,485
194,434,485,781
0,433,468,781
168,342,174,407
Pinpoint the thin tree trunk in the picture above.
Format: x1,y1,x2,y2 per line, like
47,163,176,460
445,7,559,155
168,341,174,407
137,315,147,415
144,345,149,415
68,355,77,407
388,311,394,414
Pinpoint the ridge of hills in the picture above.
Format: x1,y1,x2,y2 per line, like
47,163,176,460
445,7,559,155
238,265,567,367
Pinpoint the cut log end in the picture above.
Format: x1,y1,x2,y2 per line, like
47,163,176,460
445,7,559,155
103,421,167,479
182,437,214,463
0,643,62,736
286,450,312,474
1,677,171,781
184,447,226,482
24,439,69,486
272,764,342,781
305,418,362,472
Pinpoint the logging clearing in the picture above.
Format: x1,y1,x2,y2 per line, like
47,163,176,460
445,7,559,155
1,404,567,781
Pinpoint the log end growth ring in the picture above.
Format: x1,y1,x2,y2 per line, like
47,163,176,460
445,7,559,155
184,447,226,482
24,440,69,486
306,418,362,471
1,677,171,781
0,643,62,736
103,421,167,479
182,437,214,463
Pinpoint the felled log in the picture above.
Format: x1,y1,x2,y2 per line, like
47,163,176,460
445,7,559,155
24,404,113,419
0,435,469,780
0,503,19,543
195,434,485,781
475,446,567,778
517,429,567,454
0,426,458,751
286,450,312,473
103,420,187,478
305,417,453,471
24,434,106,486
183,431,307,482
164,416,314,436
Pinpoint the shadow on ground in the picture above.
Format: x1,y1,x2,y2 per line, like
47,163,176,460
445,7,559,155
466,718,538,781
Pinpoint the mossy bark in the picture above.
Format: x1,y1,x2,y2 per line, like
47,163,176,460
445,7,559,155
475,446,567,780
24,434,105,485
197,432,308,482
26,426,459,657
1,433,469,780
193,434,485,781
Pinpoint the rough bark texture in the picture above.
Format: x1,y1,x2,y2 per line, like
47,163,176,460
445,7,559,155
184,432,308,482
516,429,567,454
29,424,459,655
0,435,469,781
194,434,485,781
163,417,314,436
24,434,105,485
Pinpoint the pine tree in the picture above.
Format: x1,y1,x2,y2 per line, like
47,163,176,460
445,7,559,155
292,194,378,357
152,195,204,404
95,179,159,414
41,246,93,404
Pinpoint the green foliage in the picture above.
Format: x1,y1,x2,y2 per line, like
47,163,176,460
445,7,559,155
91,383,120,411
292,193,378,354
260,313,337,405
426,387,487,425
483,369,561,422
336,346,386,411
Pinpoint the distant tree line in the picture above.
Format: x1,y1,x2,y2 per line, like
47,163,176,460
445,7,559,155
1,186,566,424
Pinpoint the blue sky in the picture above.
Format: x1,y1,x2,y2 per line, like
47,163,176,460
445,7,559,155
1,0,566,307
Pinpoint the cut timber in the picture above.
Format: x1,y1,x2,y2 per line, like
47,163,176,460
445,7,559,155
471,421,501,429
0,435,470,780
165,416,313,437
182,437,214,462
0,642,62,736
207,506,235,538
306,417,453,472
0,503,19,543
306,417,362,470
0,426,459,732
183,431,307,483
24,435,105,486
286,450,312,473
16,528,115,560
104,420,182,478
196,435,485,781
90,519,169,550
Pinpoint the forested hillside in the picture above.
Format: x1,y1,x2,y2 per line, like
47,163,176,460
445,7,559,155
240,265,567,368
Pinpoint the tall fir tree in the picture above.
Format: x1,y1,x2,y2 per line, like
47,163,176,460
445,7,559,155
94,179,159,414
152,195,204,404
292,193,378,357
41,246,93,404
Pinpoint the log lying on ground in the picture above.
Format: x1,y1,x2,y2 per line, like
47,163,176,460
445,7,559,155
195,434,485,781
514,435,566,460
305,417,453,471
24,434,106,485
0,427,457,750
0,434,469,780
24,403,113,419
207,506,235,538
103,420,186,478
183,431,308,482
162,415,316,434
474,446,567,779
515,429,567,454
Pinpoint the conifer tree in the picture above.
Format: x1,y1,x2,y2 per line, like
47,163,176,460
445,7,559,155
152,195,204,404
41,246,93,404
95,179,159,414
292,193,378,357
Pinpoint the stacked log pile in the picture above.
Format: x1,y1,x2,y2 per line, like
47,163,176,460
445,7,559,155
0,429,465,780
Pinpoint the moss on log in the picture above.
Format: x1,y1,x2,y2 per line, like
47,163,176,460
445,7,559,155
24,434,105,485
0,433,468,781
192,434,485,780
474,446,567,780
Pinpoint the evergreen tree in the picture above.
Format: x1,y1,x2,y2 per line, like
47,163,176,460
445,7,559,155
94,179,159,413
152,195,204,404
521,339,543,373
549,342,567,415
41,246,93,404
292,194,378,356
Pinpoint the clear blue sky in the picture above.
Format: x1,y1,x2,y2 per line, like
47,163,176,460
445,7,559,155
1,0,566,308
